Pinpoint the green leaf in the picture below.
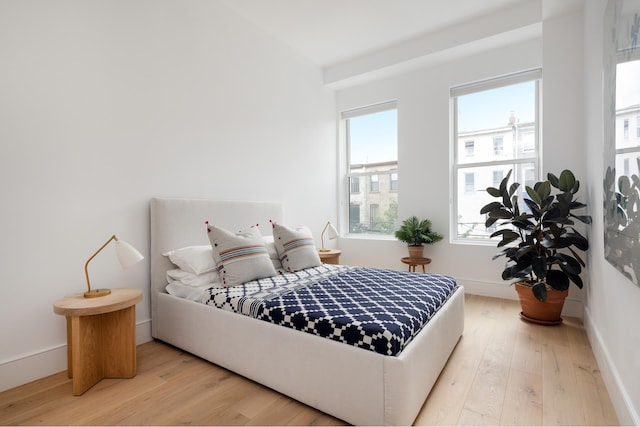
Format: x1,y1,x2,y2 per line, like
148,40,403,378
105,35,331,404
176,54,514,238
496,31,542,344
486,187,501,197
485,216,499,228
537,181,551,200
490,230,520,247
480,201,503,215
526,186,542,205
532,282,547,302
558,170,576,192
488,208,513,219
531,255,547,279
509,182,520,197
546,270,570,291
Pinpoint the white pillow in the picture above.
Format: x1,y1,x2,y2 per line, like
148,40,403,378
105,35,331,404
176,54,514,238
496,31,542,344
162,245,215,275
206,223,277,287
166,282,215,301
263,235,282,269
272,222,321,272
166,269,221,287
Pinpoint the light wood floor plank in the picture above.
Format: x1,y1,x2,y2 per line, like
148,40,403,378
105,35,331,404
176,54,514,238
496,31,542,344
0,294,619,426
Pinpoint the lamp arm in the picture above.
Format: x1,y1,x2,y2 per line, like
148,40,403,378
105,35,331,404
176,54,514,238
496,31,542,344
320,222,330,250
84,235,118,293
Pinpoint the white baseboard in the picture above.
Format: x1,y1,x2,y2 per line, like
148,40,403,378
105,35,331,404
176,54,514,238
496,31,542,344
584,307,639,426
0,319,153,393
458,278,584,319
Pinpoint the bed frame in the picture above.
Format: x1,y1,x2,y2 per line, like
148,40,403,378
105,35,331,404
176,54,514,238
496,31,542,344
150,197,464,425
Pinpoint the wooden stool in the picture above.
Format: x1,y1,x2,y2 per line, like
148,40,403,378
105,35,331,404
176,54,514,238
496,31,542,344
401,257,431,273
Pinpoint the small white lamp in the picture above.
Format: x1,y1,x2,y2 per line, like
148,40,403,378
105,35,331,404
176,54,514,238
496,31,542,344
319,221,339,252
84,235,144,298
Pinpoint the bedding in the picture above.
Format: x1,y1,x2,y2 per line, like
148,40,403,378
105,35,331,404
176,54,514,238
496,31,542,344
162,245,216,274
150,197,464,426
202,264,459,356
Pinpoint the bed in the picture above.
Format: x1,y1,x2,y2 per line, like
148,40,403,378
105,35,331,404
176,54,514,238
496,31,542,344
150,197,465,426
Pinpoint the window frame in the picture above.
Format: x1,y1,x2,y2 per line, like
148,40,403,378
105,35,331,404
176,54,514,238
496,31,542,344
341,100,398,238
450,68,542,244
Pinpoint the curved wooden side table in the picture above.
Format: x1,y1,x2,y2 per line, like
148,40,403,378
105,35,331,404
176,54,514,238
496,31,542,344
318,249,342,265
53,288,142,395
401,257,432,273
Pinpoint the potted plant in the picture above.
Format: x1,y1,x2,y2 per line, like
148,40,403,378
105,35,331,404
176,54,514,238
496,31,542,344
480,169,592,324
395,216,443,259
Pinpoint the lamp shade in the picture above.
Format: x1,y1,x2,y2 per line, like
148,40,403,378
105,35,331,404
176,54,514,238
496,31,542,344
325,222,339,240
115,239,144,268
320,221,339,251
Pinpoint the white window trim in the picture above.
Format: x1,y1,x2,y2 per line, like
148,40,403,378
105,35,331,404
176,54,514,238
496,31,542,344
341,100,398,238
450,68,542,245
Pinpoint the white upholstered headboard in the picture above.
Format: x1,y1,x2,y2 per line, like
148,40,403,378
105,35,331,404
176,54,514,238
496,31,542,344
149,197,283,338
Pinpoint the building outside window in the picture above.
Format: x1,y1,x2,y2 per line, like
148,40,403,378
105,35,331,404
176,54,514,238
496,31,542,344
343,101,398,235
451,69,541,242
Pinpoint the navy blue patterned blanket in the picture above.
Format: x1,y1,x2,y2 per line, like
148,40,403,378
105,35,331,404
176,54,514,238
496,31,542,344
202,265,458,356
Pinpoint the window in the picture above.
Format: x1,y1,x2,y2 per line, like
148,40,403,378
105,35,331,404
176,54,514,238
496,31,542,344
637,116,640,137
343,101,398,236
492,170,503,188
370,175,379,192
465,141,474,157
624,119,629,139
350,176,360,194
390,172,398,191
493,137,504,156
465,172,475,193
451,69,541,242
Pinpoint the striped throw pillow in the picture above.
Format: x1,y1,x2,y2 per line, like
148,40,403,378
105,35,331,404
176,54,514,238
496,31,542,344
207,224,277,287
272,222,321,272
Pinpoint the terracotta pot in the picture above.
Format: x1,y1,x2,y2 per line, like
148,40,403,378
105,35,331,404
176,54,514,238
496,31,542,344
514,281,568,325
407,245,424,260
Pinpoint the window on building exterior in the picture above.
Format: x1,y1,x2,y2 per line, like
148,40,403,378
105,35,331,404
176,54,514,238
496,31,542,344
465,172,475,193
493,136,504,156
465,141,474,157
624,119,629,138
350,176,360,194
370,175,379,192
636,116,640,137
343,101,398,236
492,170,504,188
390,172,398,191
451,68,541,242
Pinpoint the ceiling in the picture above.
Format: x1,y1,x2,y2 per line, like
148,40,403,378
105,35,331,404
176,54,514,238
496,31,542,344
221,0,531,67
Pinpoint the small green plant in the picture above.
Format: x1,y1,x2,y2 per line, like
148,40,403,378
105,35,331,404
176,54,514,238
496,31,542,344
394,216,443,246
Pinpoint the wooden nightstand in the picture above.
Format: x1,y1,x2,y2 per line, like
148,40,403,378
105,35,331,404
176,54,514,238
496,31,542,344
53,288,142,395
401,257,431,273
318,249,342,265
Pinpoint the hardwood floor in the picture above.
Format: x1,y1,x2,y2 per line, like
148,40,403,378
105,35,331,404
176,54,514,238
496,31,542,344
0,294,618,426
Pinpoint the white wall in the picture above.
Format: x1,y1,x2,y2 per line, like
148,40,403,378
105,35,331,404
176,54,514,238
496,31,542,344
0,0,336,391
583,1,640,424
336,9,587,316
